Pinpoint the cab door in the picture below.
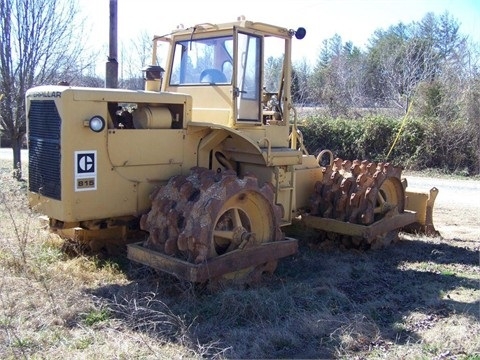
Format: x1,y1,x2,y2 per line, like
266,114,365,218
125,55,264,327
234,30,262,123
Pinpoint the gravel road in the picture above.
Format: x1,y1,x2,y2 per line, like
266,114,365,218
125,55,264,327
406,175,480,209
405,175,480,242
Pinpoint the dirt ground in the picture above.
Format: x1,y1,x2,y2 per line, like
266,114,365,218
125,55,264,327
405,175,480,244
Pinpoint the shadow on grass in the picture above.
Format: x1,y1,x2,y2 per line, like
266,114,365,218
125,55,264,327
87,233,479,359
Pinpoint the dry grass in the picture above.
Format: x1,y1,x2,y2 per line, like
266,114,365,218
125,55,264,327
0,158,479,359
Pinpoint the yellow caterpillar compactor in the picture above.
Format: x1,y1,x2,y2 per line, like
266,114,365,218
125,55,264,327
26,18,438,285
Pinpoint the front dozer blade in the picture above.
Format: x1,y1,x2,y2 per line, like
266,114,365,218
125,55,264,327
403,185,439,236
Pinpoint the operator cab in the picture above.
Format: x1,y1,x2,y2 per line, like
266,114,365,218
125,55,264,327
153,18,305,127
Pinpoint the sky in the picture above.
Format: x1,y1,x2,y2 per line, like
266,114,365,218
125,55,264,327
79,0,480,69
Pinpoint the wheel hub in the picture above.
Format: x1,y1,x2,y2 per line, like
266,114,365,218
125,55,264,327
231,226,256,249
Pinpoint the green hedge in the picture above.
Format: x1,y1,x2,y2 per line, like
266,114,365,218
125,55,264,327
298,115,479,175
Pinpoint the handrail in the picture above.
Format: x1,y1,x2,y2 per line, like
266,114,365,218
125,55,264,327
259,137,272,161
290,107,309,155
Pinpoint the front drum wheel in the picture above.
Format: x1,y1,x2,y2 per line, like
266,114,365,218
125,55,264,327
141,168,283,285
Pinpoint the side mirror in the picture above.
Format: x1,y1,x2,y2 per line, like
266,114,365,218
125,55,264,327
295,27,306,40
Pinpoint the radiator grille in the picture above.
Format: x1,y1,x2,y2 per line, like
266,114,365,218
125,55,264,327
28,100,61,200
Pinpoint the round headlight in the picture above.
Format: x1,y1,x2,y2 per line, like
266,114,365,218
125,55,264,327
89,116,105,132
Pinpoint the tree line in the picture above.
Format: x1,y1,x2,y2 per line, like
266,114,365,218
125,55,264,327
291,11,479,121
289,11,480,174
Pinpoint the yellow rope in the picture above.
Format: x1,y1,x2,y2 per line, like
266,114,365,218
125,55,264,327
385,99,414,161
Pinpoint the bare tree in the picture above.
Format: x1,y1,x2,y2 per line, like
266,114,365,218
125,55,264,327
0,0,84,179
366,12,470,115
292,58,312,106
391,38,438,113
118,30,154,90
311,35,366,117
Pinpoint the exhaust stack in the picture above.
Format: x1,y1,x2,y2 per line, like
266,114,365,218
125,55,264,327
105,0,118,88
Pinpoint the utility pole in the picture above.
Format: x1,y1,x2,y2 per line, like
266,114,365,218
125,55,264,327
105,0,118,88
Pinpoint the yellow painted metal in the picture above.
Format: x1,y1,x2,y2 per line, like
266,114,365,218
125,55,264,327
210,191,274,257
26,86,194,223
209,186,278,281
376,176,405,214
404,186,439,235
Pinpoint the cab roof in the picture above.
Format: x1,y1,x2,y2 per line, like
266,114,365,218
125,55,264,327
154,17,293,41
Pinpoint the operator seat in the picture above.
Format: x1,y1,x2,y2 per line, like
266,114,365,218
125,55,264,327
199,69,228,84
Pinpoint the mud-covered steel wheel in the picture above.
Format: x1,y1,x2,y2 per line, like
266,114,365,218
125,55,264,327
309,158,408,249
140,167,284,283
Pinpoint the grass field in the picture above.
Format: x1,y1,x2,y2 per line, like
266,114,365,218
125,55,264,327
0,159,479,359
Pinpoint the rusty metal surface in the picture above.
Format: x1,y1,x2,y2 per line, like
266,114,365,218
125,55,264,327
308,157,411,247
302,210,416,241
310,158,405,223
139,167,285,280
127,238,298,283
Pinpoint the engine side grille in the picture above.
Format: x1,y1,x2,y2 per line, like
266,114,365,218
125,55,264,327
28,100,61,200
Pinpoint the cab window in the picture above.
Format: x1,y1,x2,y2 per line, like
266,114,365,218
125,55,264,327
170,36,233,85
